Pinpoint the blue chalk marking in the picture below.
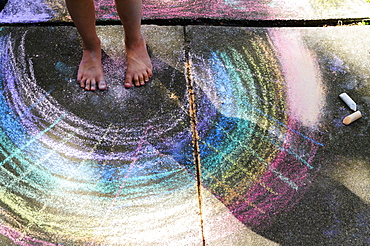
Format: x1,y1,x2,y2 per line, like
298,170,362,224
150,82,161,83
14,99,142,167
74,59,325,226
253,129,315,169
198,50,318,170
201,120,302,189
0,89,55,141
1,131,76,192
208,50,323,147
55,61,73,75
19,89,54,118
241,101,324,147
0,113,67,166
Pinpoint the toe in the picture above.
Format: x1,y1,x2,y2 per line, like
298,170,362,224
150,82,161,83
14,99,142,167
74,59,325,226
139,75,145,86
85,80,91,90
134,76,140,87
98,80,107,90
147,68,153,78
90,79,96,91
124,82,132,88
77,73,83,82
80,79,86,88
124,75,133,89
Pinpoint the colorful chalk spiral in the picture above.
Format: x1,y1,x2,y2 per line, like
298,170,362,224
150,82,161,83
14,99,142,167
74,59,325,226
0,26,326,244
189,27,324,230
0,28,197,245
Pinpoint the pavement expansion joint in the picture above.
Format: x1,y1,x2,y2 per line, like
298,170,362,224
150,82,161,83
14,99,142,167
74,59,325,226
184,30,206,245
1,17,369,28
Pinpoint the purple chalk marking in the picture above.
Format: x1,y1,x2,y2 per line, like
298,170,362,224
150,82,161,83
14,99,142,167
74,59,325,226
0,113,67,166
0,0,53,23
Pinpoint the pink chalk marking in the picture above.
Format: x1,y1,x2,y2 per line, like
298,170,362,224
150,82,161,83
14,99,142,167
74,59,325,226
94,0,278,20
268,28,325,128
0,224,57,246
227,117,321,230
89,124,165,245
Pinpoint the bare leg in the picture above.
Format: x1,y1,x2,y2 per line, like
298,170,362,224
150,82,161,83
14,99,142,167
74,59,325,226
65,0,106,91
115,0,153,88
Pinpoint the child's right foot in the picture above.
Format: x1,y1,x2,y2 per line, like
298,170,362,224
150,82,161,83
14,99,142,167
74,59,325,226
123,36,153,89
77,43,106,91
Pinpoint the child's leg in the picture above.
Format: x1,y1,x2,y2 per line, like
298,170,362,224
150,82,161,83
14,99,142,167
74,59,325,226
115,0,153,88
65,0,106,91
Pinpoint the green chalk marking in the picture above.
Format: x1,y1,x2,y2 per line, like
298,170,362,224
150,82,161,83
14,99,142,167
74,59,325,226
0,113,67,167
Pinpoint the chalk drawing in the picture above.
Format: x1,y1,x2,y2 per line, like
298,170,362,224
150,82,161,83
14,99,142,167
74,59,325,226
0,25,369,245
189,28,324,231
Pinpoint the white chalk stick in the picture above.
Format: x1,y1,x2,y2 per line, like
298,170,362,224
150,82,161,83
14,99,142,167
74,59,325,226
339,93,357,111
342,111,362,125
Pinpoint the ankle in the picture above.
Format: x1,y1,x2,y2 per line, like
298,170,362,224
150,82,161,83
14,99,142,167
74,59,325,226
82,38,101,51
125,35,145,48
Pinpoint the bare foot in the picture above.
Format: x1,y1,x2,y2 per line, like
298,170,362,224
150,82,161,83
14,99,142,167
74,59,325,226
124,36,153,89
77,42,107,91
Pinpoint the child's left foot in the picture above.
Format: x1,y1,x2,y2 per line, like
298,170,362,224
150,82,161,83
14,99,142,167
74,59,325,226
124,36,153,89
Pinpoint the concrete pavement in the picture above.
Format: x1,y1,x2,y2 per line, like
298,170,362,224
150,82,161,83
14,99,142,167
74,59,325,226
0,1,369,245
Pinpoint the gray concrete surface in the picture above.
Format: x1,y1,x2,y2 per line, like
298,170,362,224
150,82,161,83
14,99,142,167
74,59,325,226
0,1,369,245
